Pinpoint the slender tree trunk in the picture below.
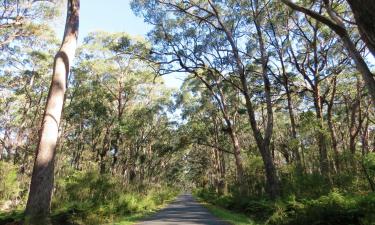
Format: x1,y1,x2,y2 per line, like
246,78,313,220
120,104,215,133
213,117,226,195
273,31,302,170
218,149,226,194
361,116,370,155
348,80,363,156
226,124,244,185
193,69,245,189
327,77,340,172
25,0,79,221
215,5,281,197
100,126,111,174
313,86,329,177
253,15,281,198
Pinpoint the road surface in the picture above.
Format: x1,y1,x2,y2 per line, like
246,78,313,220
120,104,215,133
137,194,230,225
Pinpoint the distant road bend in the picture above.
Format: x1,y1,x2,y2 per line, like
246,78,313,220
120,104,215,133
137,194,230,225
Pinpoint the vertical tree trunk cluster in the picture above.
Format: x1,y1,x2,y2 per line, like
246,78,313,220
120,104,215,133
282,0,375,104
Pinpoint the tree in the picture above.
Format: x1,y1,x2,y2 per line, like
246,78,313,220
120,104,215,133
25,0,79,221
282,0,375,104
0,0,58,48
346,0,375,57
132,0,281,199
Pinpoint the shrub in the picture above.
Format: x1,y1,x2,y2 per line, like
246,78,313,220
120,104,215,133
0,162,21,205
267,191,375,225
195,188,375,225
51,171,179,224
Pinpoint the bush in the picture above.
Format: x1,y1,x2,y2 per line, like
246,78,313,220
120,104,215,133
0,162,21,205
195,188,375,225
51,171,179,224
267,191,374,225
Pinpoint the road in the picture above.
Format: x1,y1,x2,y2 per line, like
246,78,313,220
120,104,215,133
137,194,230,225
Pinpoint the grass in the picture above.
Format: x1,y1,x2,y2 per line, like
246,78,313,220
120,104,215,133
112,194,178,225
193,195,257,225
0,191,179,225
0,171,181,225
193,188,375,225
112,211,156,225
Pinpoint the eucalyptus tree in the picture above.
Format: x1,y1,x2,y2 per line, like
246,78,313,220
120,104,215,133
264,3,302,169
25,0,79,221
282,0,375,104
0,0,60,164
177,74,243,194
0,0,59,48
287,10,350,177
0,27,58,167
132,0,282,198
345,0,375,57
63,31,176,184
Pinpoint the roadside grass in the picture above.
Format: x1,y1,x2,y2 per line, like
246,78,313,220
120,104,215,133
193,188,375,225
193,195,257,225
112,195,178,225
0,195,178,225
0,171,180,225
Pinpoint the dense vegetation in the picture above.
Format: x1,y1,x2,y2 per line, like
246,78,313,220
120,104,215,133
1,0,375,224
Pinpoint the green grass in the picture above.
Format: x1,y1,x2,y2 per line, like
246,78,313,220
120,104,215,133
193,188,375,225
0,171,180,225
112,211,155,225
112,195,178,225
194,196,257,225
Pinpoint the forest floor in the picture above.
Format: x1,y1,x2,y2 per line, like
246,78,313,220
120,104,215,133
134,193,230,225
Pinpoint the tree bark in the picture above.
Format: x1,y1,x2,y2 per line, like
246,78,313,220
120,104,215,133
208,0,281,198
313,85,330,177
25,0,79,221
254,16,281,198
327,77,340,172
346,0,375,57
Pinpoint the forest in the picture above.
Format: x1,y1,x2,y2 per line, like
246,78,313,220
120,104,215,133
0,0,375,224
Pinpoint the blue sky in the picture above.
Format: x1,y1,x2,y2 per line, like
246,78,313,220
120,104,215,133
55,0,184,88
79,0,151,42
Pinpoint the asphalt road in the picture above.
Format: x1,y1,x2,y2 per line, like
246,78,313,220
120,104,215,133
137,194,230,225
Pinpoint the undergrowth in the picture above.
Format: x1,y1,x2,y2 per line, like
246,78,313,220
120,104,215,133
0,171,179,225
194,188,375,225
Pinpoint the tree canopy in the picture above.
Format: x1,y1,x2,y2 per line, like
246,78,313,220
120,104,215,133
0,0,374,224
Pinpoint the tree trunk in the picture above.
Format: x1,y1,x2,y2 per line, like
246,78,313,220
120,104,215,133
254,16,281,199
346,0,375,57
25,0,79,221
282,0,375,104
193,69,245,189
313,86,330,177
361,116,370,155
227,124,244,186
278,39,302,170
327,77,340,172
213,118,226,195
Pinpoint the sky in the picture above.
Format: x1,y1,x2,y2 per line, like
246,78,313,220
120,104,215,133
55,0,184,88
79,0,151,42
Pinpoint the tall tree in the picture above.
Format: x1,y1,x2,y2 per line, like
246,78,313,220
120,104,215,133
25,0,79,221
282,0,375,104
346,0,375,57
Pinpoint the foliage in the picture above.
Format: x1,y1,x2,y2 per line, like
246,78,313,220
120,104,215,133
195,188,375,225
0,162,21,205
54,171,178,225
1,0,375,224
